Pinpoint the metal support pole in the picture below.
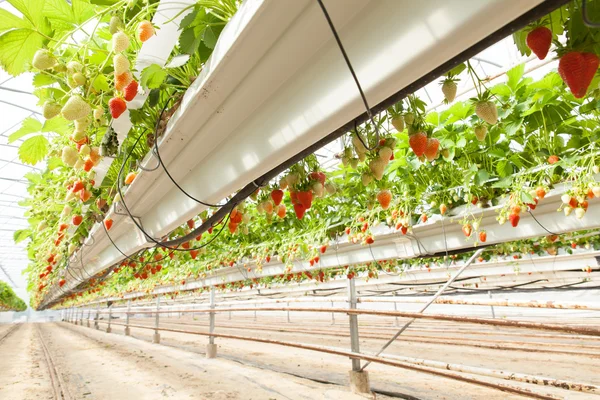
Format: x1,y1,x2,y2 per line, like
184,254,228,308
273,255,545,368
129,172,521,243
287,302,291,323
488,291,496,319
254,303,257,321
393,302,399,327
125,300,131,335
87,309,91,327
331,300,335,325
94,304,100,329
348,278,361,371
229,305,232,320
360,248,485,372
106,305,112,333
207,287,217,358
79,308,83,325
153,297,160,343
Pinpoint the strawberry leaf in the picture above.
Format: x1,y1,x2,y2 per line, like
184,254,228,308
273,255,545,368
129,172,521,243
18,135,49,165
140,64,167,89
8,117,42,143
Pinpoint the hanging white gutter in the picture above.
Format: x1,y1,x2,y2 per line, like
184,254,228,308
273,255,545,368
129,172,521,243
41,0,558,309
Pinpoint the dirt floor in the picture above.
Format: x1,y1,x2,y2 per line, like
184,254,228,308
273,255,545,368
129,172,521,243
0,322,381,400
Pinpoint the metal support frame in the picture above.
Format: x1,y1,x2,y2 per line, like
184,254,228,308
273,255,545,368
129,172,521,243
359,248,484,371
153,297,160,343
125,300,131,335
209,287,216,345
94,304,100,329
347,278,361,371
331,300,335,325
87,309,91,327
287,301,291,323
107,305,112,333
488,291,496,319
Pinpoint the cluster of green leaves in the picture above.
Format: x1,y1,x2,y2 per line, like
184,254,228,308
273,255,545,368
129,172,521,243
0,281,27,311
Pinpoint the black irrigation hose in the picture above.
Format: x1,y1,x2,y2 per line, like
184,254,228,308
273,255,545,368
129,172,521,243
527,209,560,236
151,98,228,209
116,130,232,251
316,0,380,152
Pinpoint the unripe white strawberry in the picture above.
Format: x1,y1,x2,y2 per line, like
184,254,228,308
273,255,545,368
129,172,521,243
378,146,393,163
61,146,79,167
113,54,130,75
67,61,83,73
350,158,359,169
312,182,324,197
109,15,124,35
561,194,571,204
404,113,415,125
325,182,336,194
55,253,63,262
43,101,61,119
72,72,86,87
593,186,600,198
475,100,498,125
65,190,77,201
112,31,130,53
441,79,458,103
369,158,386,180
242,213,251,223
37,220,47,231
61,205,72,216
474,125,488,142
594,166,600,174
32,50,56,70
73,129,86,142
74,116,91,133
472,220,480,231
575,207,586,219
74,159,84,170
391,116,404,132
361,173,372,186
79,144,91,156
564,206,573,216
68,243,77,254
61,96,91,121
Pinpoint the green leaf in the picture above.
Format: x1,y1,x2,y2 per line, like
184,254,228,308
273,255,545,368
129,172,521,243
32,73,56,87
91,73,110,92
18,135,49,165
0,28,47,76
47,157,63,170
203,26,217,49
496,160,513,178
42,116,70,135
8,117,42,143
179,25,205,55
43,0,74,23
455,137,467,148
521,191,534,204
512,30,531,57
0,9,30,33
140,64,168,89
492,176,513,189
72,0,95,25
490,83,511,97
8,0,51,30
506,63,525,90
488,148,505,158
475,169,490,185
504,117,523,136
13,229,32,243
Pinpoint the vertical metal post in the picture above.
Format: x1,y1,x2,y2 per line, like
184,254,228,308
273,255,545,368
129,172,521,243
228,305,232,320
287,302,291,323
331,300,335,325
254,303,257,321
125,300,131,335
94,303,100,329
79,308,82,324
106,305,112,333
209,287,215,345
393,302,399,327
488,291,496,319
87,309,91,327
153,297,160,343
347,278,361,371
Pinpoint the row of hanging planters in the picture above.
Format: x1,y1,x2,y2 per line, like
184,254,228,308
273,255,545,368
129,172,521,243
57,228,599,307
0,0,599,308
0,281,27,312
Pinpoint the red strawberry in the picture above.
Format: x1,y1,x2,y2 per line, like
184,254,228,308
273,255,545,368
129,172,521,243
424,138,440,161
293,203,306,219
558,52,599,98
535,187,546,199
365,236,374,244
462,224,472,237
124,80,138,101
109,97,127,119
509,213,520,227
104,218,113,230
59,223,69,232
526,27,552,60
187,219,195,229
271,189,284,206
548,155,559,164
409,131,427,157
59,279,66,287
181,241,190,249
190,250,199,259
478,231,487,243
138,20,155,42
297,191,313,209
80,189,91,202
376,189,392,210
309,171,326,185
439,204,448,215
320,245,327,254
72,215,83,226
72,180,84,193
276,204,286,218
